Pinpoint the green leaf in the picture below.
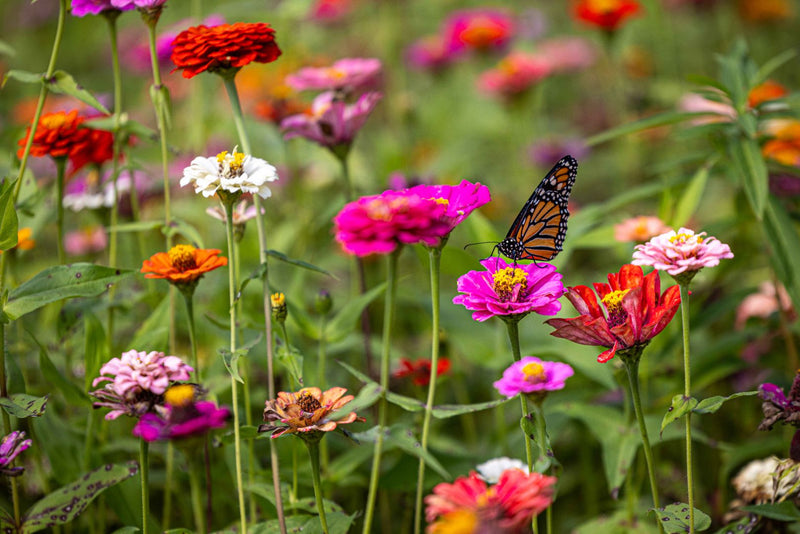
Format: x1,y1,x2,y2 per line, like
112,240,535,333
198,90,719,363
693,391,758,414
386,391,425,412
4,264,134,321
266,250,335,278
0,178,19,251
432,398,512,419
276,343,303,387
0,394,48,418
574,510,661,533
728,135,768,219
740,501,800,521
330,382,381,420
110,528,140,534
754,49,797,87
661,395,698,436
585,112,717,147
106,220,162,234
762,198,800,319
0,39,16,58
83,115,157,140
0,508,15,532
353,424,450,479
128,294,169,351
46,70,110,114
712,515,758,534
83,312,106,392
325,282,386,343
21,462,139,533
652,503,712,533
2,69,42,87
35,335,91,407
672,158,714,228
165,217,204,249
238,263,268,298
219,335,262,384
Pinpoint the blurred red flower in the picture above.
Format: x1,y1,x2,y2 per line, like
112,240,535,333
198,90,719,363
574,0,642,31
393,358,451,386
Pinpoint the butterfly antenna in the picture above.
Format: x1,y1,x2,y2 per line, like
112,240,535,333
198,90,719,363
463,241,496,251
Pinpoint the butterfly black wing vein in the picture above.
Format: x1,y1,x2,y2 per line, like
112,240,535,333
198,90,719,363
496,155,577,262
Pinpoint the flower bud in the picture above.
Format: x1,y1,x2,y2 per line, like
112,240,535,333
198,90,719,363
315,290,333,315
271,292,287,323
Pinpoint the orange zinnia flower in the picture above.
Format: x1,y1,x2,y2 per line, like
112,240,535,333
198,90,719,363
748,80,788,108
140,244,227,285
18,110,92,164
258,387,364,442
170,22,282,79
0,228,35,254
574,0,642,31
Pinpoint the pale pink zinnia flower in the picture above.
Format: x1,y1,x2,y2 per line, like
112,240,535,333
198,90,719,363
333,189,452,256
493,356,574,398
614,215,671,243
286,58,382,94
735,282,794,329
478,52,551,99
632,227,733,278
425,469,556,533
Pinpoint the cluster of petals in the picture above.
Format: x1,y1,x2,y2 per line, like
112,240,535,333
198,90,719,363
425,469,556,534
170,22,281,79
110,0,166,9
759,373,800,459
574,0,642,31
180,149,279,199
453,258,565,322
632,227,733,276
70,0,134,17
393,358,452,387
443,8,515,54
0,431,32,477
404,180,491,234
141,244,227,285
735,281,794,329
91,350,193,420
281,91,382,150
17,110,110,173
478,52,551,99
286,58,382,94
308,0,353,23
493,356,574,398
613,215,671,243
133,390,229,443
748,79,789,108
546,264,681,363
258,387,364,440
733,456,800,504
333,188,453,256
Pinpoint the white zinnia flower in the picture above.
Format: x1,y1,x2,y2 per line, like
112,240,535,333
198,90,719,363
180,148,278,199
475,457,529,484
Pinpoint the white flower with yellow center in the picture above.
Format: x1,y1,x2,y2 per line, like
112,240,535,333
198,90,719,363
180,148,278,199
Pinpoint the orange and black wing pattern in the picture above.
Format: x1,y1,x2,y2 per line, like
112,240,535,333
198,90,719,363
496,155,577,262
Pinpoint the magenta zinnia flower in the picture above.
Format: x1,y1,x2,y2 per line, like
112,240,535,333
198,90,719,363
110,0,166,9
133,385,229,442
70,0,134,16
0,431,32,477
493,357,573,398
632,227,733,278
281,91,382,152
286,58,382,94
453,258,565,322
405,180,491,235
442,8,515,55
333,189,452,256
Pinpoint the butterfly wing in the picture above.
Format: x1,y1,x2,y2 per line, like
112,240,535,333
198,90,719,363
497,155,578,262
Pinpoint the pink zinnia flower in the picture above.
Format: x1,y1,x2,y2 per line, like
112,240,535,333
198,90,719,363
632,227,733,278
406,35,455,72
425,469,556,533
333,189,452,256
286,58,382,94
281,91,382,151
453,258,565,322
735,281,794,329
65,226,108,256
70,0,134,17
133,385,229,442
405,180,491,235
309,0,353,23
613,215,671,243
442,9,515,55
0,431,32,477
478,52,551,99
493,356,574,398
111,0,166,9
546,264,681,363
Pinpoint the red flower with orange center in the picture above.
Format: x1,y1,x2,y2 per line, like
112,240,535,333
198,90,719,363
17,110,92,164
574,0,642,31
140,244,227,284
170,22,282,79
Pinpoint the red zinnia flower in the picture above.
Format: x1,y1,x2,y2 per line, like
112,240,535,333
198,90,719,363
170,22,282,79
574,0,642,31
18,110,92,164
545,264,680,363
394,358,451,386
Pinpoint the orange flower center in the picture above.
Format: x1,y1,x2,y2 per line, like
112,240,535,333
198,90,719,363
586,0,625,13
602,289,630,328
41,113,70,130
165,384,195,407
522,362,547,384
430,509,479,534
297,391,322,413
325,67,346,79
168,244,198,272
461,18,505,47
493,267,528,301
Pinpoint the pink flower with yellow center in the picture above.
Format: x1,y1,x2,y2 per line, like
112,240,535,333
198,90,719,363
632,227,733,277
404,180,492,236
493,356,574,398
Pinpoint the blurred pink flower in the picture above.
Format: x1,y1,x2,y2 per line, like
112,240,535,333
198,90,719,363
405,180,491,235
309,0,354,23
529,138,590,167
614,215,671,243
736,282,794,329
536,37,597,73
281,91,382,151
632,227,733,277
443,8,515,55
406,35,455,72
111,0,166,8
425,469,556,533
478,52,551,99
65,226,108,256
63,168,149,212
333,189,452,256
286,58,382,94
453,258,565,322
493,356,573,398
206,199,261,224
0,431,32,477
133,386,229,442
71,0,134,16
678,92,736,125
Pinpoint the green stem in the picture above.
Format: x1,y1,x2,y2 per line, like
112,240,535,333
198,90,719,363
532,402,553,534
222,74,286,534
503,319,535,471
679,283,695,532
55,157,66,265
139,439,150,534
189,457,207,534
362,248,400,534
413,247,442,534
306,440,329,534
0,325,20,527
224,199,247,534
318,313,330,480
337,151,354,202
182,292,199,381
162,443,174,531
104,12,123,270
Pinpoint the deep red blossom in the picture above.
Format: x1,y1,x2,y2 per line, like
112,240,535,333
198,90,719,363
394,358,451,386
546,264,680,363
574,0,642,31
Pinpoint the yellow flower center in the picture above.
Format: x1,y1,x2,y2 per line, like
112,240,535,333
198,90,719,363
587,0,624,13
492,267,528,301
430,509,479,534
164,384,195,408
271,292,285,308
522,362,547,384
168,244,198,272
601,289,630,328
670,232,702,244
297,391,322,413
41,113,68,129
216,149,246,177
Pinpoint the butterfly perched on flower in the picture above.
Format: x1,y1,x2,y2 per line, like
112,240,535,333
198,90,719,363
495,155,578,263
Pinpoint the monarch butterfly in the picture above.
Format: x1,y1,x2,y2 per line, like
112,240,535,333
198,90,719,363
495,155,578,263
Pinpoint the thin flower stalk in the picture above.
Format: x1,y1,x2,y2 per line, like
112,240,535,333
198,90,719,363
531,401,553,534
221,75,287,533
140,439,151,534
306,441,329,534
363,248,400,534
182,292,200,381
679,282,695,532
188,462,206,534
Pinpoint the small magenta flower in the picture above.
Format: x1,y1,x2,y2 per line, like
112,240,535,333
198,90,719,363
70,0,134,17
632,227,733,282
286,58,382,94
493,356,574,398
133,385,230,442
0,431,32,477
110,0,166,9
405,180,492,236
333,189,452,256
453,258,565,322
442,8,515,55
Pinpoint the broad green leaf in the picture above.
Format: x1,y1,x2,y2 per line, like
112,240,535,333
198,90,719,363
4,264,134,321
219,334,262,384
661,395,698,436
325,282,386,343
83,312,106,391
46,70,110,114
276,343,303,387
652,503,711,533
585,112,717,147
266,249,335,278
0,394,47,418
712,515,758,534
353,424,450,479
754,49,797,87
432,398,511,419
727,135,768,219
21,462,139,533
386,391,425,412
672,158,714,228
740,501,800,521
693,391,758,414
3,69,42,87
762,198,800,318
0,178,18,251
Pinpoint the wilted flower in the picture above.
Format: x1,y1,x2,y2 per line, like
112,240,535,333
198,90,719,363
258,387,364,442
393,358,451,386
170,22,281,79
141,244,227,290
180,148,279,200
573,0,642,31
614,216,671,243
425,469,556,534
453,258,565,322
493,356,573,398
632,227,733,282
333,189,452,256
133,384,230,442
477,52,551,99
546,264,681,363
475,457,529,484
0,431,32,477
65,226,108,256
286,58,382,94
759,374,800,462
732,456,800,504
70,0,134,17
442,9,515,55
